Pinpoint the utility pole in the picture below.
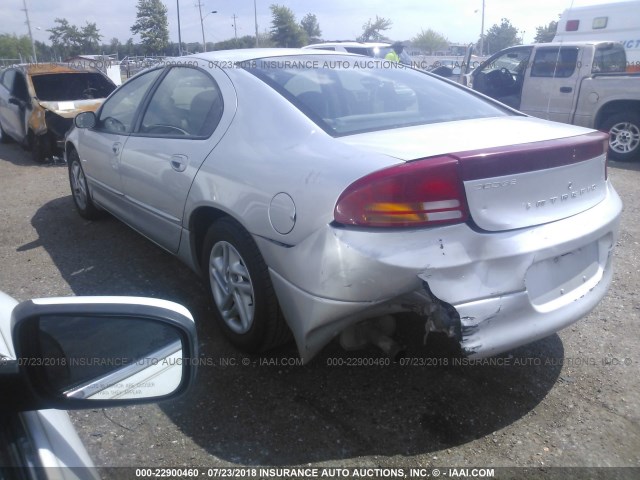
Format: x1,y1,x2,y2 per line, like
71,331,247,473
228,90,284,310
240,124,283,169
197,1,206,52
177,0,183,56
232,14,238,40
197,3,217,52
22,0,37,63
254,0,259,47
479,0,485,56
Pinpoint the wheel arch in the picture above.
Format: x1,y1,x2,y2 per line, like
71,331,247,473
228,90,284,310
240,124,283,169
188,205,239,275
595,100,640,130
65,140,77,157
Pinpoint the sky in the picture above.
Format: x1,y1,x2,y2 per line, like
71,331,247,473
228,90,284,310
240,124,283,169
0,0,633,47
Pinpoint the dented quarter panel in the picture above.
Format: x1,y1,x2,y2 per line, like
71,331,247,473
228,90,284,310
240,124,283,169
256,180,621,360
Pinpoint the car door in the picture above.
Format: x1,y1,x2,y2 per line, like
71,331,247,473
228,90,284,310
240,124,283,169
0,70,15,138
118,63,234,253
519,46,583,123
77,68,162,219
11,72,30,142
472,46,533,110
0,69,25,140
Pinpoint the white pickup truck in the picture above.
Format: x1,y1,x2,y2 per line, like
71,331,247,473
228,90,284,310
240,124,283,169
469,41,640,161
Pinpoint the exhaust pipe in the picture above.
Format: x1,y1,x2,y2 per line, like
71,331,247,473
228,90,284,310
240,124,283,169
339,315,406,361
366,326,406,362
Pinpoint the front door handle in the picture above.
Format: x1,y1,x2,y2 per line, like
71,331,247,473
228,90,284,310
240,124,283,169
560,86,573,93
112,142,122,155
170,154,188,172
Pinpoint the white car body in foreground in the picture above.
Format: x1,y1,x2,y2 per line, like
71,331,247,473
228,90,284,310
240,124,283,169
0,291,197,478
0,292,96,476
65,49,621,362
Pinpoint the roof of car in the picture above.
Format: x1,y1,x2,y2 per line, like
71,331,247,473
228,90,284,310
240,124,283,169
189,48,359,63
5,62,103,76
521,41,618,48
303,42,392,48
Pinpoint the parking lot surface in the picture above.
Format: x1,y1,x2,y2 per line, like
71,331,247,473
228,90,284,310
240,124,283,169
0,142,639,473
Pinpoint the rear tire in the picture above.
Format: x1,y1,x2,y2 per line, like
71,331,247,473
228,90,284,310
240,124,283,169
602,112,640,162
201,218,291,352
68,148,101,220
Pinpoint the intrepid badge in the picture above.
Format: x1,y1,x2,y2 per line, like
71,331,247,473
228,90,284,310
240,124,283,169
526,183,597,209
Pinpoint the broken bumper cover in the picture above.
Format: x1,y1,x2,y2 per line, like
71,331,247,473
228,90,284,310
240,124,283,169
44,111,73,149
256,181,622,362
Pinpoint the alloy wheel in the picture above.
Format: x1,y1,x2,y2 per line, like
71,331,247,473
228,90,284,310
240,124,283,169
609,121,640,155
209,241,255,334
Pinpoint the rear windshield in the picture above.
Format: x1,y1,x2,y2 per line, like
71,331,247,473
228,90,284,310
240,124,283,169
31,72,116,101
247,56,510,136
344,46,393,58
593,44,627,73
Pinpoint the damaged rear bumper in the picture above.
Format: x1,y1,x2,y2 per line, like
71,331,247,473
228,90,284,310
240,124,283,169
256,181,622,362
453,256,613,357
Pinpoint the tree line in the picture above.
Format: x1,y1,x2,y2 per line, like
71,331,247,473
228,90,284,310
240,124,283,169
0,0,561,62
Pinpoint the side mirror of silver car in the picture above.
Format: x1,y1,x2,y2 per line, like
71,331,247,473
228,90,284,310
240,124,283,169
74,111,97,129
0,297,197,411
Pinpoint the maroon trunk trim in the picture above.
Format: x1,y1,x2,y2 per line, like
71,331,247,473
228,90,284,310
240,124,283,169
452,132,607,181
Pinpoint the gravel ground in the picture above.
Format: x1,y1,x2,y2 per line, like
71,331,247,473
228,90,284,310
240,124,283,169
0,140,639,476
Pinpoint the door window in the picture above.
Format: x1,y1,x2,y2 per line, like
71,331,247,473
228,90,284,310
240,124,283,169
139,67,223,138
97,69,162,134
474,47,532,109
531,47,579,78
12,73,29,101
2,69,16,91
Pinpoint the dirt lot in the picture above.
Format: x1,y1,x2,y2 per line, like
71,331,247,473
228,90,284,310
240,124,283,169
0,140,639,476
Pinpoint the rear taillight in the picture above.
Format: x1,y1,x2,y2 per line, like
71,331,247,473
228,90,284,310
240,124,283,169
334,156,469,228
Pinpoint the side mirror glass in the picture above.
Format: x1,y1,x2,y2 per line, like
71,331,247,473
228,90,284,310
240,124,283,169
74,111,96,129
8,297,197,411
37,315,184,400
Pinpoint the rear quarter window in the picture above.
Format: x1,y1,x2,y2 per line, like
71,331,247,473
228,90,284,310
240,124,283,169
593,45,627,73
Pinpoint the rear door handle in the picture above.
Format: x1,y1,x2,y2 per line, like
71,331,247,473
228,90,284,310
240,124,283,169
560,86,573,93
170,154,188,172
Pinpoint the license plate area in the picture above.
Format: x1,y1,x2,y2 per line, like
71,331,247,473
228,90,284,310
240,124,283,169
525,241,602,311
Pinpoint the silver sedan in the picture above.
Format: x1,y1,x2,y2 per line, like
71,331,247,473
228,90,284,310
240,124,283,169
65,49,622,362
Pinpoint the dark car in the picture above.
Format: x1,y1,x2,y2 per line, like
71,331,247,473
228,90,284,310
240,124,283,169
0,63,116,162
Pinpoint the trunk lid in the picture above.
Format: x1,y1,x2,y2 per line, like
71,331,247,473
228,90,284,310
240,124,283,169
338,116,608,231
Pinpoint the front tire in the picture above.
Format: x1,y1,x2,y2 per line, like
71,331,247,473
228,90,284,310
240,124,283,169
602,112,640,162
29,131,50,163
68,148,101,220
201,218,291,352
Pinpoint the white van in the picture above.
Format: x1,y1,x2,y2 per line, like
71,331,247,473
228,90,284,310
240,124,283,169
553,1,640,71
